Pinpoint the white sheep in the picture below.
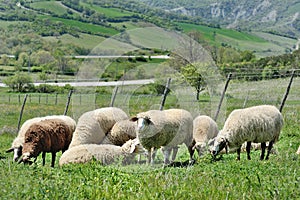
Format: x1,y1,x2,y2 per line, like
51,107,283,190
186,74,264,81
105,119,137,146
131,109,194,165
192,115,218,157
59,138,145,166
6,115,76,162
19,118,74,167
68,107,128,148
296,145,300,154
211,105,283,160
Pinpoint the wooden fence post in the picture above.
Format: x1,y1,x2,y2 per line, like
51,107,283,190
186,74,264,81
64,90,73,115
110,86,119,107
159,78,171,111
17,94,28,132
55,93,58,105
279,70,295,112
214,73,232,121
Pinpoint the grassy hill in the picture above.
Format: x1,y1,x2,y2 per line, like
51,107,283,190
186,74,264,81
0,0,297,58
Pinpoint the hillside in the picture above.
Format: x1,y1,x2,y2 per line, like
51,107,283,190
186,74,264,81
138,0,300,39
0,0,298,58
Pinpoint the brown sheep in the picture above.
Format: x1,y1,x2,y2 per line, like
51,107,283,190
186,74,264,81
19,118,73,167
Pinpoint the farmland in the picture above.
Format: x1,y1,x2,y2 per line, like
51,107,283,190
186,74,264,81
0,76,299,199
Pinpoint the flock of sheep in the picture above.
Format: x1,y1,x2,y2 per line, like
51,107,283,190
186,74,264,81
5,104,299,167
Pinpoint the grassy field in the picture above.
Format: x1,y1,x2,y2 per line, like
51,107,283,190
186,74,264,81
177,22,297,57
0,77,299,199
38,16,119,36
80,2,135,18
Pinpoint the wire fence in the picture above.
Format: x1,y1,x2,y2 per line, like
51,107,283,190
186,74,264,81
0,72,299,133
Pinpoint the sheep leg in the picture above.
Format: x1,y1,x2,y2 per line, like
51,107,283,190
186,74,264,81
171,146,179,162
236,147,241,160
42,152,46,166
260,142,266,160
51,152,56,167
246,142,252,160
161,147,171,164
265,141,274,160
149,148,157,165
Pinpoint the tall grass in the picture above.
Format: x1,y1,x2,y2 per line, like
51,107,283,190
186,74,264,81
0,78,299,199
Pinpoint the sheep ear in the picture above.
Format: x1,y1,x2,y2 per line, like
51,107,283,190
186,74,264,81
6,148,14,153
144,117,152,125
130,117,138,122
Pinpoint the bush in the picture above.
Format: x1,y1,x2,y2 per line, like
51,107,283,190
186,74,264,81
3,72,33,92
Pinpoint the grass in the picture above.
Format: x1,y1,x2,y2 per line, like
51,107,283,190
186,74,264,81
80,2,135,18
176,22,297,57
43,33,106,50
30,1,70,16
0,77,299,199
38,16,119,36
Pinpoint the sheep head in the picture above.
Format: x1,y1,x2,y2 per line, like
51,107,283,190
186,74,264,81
6,146,23,162
210,135,228,157
193,142,207,157
122,138,146,154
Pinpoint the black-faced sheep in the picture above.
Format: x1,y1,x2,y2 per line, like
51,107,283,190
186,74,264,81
211,105,283,160
192,115,218,158
6,115,76,162
59,139,145,166
19,118,74,167
131,109,194,165
68,107,128,148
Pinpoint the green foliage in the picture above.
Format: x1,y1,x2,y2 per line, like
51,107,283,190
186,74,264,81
3,72,34,92
35,84,74,94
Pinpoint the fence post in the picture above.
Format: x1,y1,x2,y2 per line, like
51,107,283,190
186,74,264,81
214,73,232,121
159,78,171,111
17,94,28,132
110,86,119,107
64,90,73,115
55,93,58,105
279,70,295,112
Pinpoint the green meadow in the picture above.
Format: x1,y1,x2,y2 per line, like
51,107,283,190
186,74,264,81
0,77,299,199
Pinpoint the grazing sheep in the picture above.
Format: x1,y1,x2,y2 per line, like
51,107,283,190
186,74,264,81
6,115,76,162
68,107,128,148
211,105,283,160
105,119,137,146
192,115,218,157
297,145,300,154
208,139,277,155
59,138,145,166
19,118,74,167
131,109,194,165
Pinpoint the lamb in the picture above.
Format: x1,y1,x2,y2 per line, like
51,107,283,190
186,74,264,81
130,109,194,165
6,115,76,162
68,107,128,148
191,115,219,157
59,138,145,166
296,145,300,154
19,118,74,167
211,105,283,160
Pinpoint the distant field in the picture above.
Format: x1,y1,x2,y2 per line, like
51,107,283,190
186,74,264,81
38,16,119,36
0,21,30,28
177,22,296,57
43,33,106,50
81,2,134,18
30,1,69,15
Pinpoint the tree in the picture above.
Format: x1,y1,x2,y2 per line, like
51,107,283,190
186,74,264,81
181,64,206,100
3,72,34,92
